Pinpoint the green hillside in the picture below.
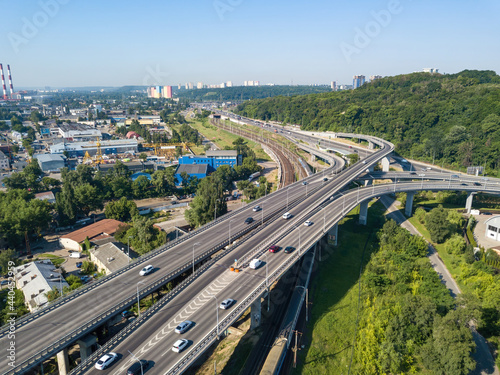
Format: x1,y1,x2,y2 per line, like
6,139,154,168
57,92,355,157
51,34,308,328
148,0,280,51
236,70,500,174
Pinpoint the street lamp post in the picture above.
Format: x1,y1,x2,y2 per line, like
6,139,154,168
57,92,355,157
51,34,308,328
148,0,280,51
127,236,133,263
210,295,219,339
136,281,145,317
286,188,290,211
228,219,235,248
128,350,144,375
192,242,200,274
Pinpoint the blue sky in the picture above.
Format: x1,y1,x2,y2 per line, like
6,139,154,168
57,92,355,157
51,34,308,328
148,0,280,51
1,0,499,88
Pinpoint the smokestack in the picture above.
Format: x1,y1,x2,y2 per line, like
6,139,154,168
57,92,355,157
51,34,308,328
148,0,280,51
7,65,14,99
0,64,7,100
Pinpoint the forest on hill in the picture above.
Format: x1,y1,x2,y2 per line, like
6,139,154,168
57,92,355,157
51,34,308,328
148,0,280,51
236,70,500,175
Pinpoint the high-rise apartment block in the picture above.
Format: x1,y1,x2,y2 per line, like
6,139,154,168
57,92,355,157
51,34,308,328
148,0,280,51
147,86,172,99
370,75,382,81
353,75,365,89
330,81,337,91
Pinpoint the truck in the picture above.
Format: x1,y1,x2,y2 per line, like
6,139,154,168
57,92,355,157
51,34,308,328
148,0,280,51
248,172,260,181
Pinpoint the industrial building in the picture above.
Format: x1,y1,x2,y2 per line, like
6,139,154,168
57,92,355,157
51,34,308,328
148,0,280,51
50,139,138,157
56,123,101,140
175,164,209,184
485,216,500,242
35,154,66,172
178,150,240,169
59,219,125,251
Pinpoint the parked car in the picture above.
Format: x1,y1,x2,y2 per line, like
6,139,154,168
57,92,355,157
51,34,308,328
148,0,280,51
172,339,189,353
175,320,194,334
249,259,262,269
127,360,149,375
139,265,154,276
76,262,83,268
95,352,118,370
268,245,280,253
219,298,235,310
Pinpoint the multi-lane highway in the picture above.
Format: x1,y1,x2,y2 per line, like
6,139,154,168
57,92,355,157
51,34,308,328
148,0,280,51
2,128,390,374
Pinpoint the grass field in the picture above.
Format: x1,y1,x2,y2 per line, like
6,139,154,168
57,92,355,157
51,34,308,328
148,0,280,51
292,199,387,374
186,120,271,161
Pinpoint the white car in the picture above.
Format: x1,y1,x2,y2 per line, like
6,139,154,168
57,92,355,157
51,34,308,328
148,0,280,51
175,320,194,334
282,212,292,220
139,265,154,276
172,339,189,353
95,352,118,370
249,259,262,269
304,220,313,227
219,298,235,310
253,205,261,212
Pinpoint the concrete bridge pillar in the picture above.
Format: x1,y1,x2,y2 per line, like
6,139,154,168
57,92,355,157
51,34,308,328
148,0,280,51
466,192,476,214
56,348,70,375
310,154,316,163
381,156,390,172
250,297,262,329
77,334,97,362
405,191,415,217
368,141,374,150
359,200,369,225
364,179,372,187
327,224,338,246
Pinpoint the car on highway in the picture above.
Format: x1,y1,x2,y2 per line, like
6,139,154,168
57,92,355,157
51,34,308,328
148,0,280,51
249,259,262,269
172,339,189,353
127,360,149,375
282,212,292,219
323,177,328,182
219,298,235,309
418,174,425,177
253,205,261,212
284,246,295,254
302,181,308,185
474,182,481,186
304,220,313,227
268,245,280,253
175,320,194,334
244,217,254,224
139,265,154,276
95,352,118,370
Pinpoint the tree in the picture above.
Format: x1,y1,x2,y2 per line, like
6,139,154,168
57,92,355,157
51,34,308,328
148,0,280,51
185,176,226,227
139,152,148,162
104,197,139,222
0,249,16,275
444,234,466,255
46,287,61,302
425,205,453,243
73,183,103,216
132,175,151,198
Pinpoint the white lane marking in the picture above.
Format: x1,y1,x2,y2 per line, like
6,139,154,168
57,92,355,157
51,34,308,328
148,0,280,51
110,271,239,373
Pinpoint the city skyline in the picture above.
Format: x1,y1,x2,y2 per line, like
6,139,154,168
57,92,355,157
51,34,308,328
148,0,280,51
1,0,499,87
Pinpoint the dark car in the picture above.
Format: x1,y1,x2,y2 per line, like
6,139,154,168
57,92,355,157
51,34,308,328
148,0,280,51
284,246,295,254
323,177,328,182
244,217,254,224
76,262,83,268
268,245,280,253
473,182,481,186
127,360,149,375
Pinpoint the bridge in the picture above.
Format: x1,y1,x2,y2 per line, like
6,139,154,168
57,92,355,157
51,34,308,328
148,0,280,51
2,125,497,375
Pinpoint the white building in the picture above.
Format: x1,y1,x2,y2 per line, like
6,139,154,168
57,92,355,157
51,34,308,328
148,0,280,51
423,68,439,74
485,216,500,242
57,123,101,140
0,151,9,170
14,260,69,312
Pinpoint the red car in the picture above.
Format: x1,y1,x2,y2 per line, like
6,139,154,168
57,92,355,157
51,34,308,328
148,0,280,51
268,245,280,253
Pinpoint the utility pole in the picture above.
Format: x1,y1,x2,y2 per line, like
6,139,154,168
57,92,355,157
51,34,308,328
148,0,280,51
293,330,302,368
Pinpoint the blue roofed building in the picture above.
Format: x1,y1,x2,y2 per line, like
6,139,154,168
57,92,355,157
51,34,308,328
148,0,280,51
178,150,240,169
175,164,210,186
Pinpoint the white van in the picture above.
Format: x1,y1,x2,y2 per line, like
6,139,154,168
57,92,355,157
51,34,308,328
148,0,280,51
249,259,262,269
69,251,82,259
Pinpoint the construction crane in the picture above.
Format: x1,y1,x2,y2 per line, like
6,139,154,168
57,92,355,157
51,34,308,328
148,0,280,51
82,138,104,166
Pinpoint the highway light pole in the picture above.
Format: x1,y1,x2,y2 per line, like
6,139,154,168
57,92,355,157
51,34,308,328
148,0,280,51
192,242,200,274
210,295,219,339
229,219,235,248
287,187,290,211
128,236,133,263
128,350,144,375
136,281,145,317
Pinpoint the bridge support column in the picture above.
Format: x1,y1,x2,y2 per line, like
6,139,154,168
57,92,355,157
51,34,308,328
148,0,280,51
368,141,374,150
364,179,372,187
250,297,262,330
327,224,338,246
381,156,390,172
310,154,316,163
77,334,97,362
56,348,70,375
359,200,369,225
466,192,476,214
405,192,415,217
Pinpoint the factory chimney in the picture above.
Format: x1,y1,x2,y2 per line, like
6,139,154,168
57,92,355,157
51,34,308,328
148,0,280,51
7,65,14,99
0,64,7,100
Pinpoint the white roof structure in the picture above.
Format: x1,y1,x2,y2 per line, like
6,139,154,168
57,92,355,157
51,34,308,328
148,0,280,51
14,260,69,312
